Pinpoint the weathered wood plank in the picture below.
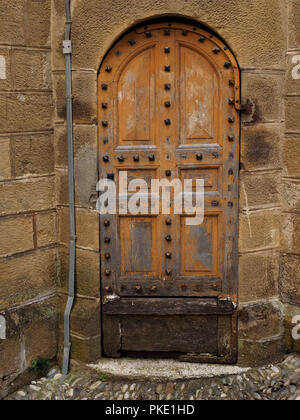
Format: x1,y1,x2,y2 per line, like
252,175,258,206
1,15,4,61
103,297,234,315
121,315,219,354
102,315,122,358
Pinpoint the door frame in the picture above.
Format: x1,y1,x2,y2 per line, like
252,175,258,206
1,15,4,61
97,18,241,363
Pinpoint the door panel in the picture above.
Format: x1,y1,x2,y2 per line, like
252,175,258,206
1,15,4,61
180,215,220,276
98,22,240,363
118,47,156,144
179,45,219,142
120,216,158,276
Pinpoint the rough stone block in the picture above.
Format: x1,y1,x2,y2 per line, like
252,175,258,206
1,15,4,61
238,300,284,341
58,207,99,250
51,0,66,71
283,136,300,177
3,297,57,363
0,0,51,47
239,210,280,252
281,179,300,213
241,72,284,123
239,252,279,302
58,331,101,364
24,315,57,366
0,177,55,216
0,93,53,132
281,213,300,254
286,53,300,95
24,0,51,47
55,130,98,207
13,49,51,90
284,303,300,353
240,171,280,210
54,125,97,168
53,72,97,123
36,212,57,247
59,296,100,338
13,133,54,177
74,143,98,209
0,138,12,180
286,97,300,132
279,254,300,306
0,297,57,398
0,336,22,383
0,215,34,257
59,246,100,298
55,171,69,207
238,336,286,367
0,48,12,90
240,125,281,171
288,0,300,49
0,249,57,310
56,164,98,209
0,2,25,46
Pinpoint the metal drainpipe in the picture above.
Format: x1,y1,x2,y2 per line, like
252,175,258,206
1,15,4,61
62,0,76,375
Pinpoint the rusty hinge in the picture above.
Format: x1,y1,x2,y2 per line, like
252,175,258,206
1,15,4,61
218,296,237,311
235,98,254,114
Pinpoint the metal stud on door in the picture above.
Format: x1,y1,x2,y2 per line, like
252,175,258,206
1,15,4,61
98,22,240,363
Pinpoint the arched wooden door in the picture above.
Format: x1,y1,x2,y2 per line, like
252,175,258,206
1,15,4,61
98,21,240,363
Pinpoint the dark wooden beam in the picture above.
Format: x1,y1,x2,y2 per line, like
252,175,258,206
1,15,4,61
103,297,235,316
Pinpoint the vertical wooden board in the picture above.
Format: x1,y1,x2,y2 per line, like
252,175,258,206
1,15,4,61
120,216,157,276
218,314,238,362
118,47,155,144
180,215,220,277
178,44,219,144
102,315,122,358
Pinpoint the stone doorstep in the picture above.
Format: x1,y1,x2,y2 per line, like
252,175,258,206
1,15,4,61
87,358,250,381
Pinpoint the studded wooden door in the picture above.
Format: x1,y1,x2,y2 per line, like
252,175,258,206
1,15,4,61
98,22,240,363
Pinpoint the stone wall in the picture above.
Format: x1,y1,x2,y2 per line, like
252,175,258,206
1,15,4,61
0,0,58,398
282,0,300,354
0,0,299,397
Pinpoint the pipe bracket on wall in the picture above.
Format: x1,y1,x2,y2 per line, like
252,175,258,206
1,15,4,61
63,40,72,55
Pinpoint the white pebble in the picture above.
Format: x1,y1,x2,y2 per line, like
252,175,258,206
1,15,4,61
122,384,128,393
67,389,74,398
90,381,102,391
30,385,41,392
17,391,26,397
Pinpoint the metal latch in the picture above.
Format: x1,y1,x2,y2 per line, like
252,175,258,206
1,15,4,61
63,40,72,55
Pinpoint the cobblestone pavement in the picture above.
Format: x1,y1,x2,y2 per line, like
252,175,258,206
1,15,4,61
5,354,300,401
